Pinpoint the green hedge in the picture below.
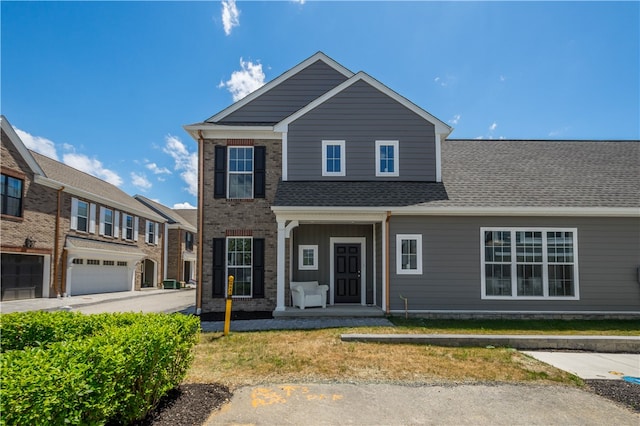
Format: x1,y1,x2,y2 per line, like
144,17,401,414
0,312,200,425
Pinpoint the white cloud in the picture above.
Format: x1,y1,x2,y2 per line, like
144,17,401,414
219,58,266,101
548,126,570,137
448,114,461,125
499,75,506,82
221,0,240,36
62,152,123,187
14,128,59,160
489,122,498,132
474,136,484,140
145,162,171,175
173,202,197,209
131,172,152,191
163,135,198,196
434,75,455,88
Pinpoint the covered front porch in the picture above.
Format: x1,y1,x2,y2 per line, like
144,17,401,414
272,210,389,316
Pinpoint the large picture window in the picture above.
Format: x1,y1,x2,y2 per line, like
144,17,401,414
227,237,252,297
228,147,253,199
481,228,578,299
1,173,23,217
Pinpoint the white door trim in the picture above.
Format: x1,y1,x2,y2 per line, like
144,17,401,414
329,237,366,306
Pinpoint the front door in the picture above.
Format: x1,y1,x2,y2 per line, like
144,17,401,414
334,243,361,303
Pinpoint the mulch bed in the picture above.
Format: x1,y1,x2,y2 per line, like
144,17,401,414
585,379,640,413
131,383,232,426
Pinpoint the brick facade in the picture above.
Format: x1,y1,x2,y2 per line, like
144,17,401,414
200,138,281,312
2,127,165,298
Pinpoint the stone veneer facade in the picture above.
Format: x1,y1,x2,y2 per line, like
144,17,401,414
200,138,281,313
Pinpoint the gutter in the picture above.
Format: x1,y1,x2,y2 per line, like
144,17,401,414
53,186,65,297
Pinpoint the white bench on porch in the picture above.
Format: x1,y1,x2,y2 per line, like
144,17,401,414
290,281,328,309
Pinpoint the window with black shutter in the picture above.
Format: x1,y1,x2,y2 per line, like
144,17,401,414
213,145,266,199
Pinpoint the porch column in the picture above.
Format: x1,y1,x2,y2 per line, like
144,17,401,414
275,219,286,311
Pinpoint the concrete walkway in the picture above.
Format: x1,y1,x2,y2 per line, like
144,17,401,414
523,351,640,380
206,383,639,426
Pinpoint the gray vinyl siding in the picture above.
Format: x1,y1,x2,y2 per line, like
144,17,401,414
292,224,374,304
389,216,640,313
287,80,437,181
219,60,348,124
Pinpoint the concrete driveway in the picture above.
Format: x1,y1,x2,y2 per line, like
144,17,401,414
206,383,639,425
523,351,640,380
0,288,195,314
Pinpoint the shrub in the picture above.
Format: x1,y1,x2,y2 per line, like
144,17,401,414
0,312,200,425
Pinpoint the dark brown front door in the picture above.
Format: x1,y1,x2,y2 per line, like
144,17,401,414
334,243,361,303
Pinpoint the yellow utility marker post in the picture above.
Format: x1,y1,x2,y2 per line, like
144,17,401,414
223,275,234,336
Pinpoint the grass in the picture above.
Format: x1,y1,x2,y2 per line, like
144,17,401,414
185,318,637,389
388,318,640,335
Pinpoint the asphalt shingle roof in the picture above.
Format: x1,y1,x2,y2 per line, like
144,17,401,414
273,140,639,209
31,151,162,218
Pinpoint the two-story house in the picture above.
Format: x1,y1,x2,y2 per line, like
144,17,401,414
1,115,167,300
184,52,639,319
134,195,198,286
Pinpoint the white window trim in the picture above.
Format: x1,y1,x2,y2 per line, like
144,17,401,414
227,146,254,199
375,140,399,177
298,245,318,270
226,236,253,298
322,140,346,177
122,213,136,241
480,227,580,300
396,234,423,275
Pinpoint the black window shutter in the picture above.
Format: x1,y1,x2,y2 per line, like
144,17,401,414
214,146,227,199
253,146,266,199
212,238,225,298
252,238,265,298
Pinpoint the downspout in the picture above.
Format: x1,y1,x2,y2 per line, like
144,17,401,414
195,130,205,315
53,186,65,297
385,211,391,314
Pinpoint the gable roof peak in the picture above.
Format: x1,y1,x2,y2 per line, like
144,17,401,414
1,115,46,176
206,52,354,124
274,70,453,136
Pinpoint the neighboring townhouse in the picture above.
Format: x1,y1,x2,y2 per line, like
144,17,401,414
184,52,640,318
1,115,167,300
134,195,198,285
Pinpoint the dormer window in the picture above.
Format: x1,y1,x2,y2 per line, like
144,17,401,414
322,140,345,177
375,140,399,177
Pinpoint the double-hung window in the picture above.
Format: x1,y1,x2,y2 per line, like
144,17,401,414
1,173,23,217
227,237,252,297
100,207,114,237
123,214,135,241
146,220,158,245
396,234,423,275
322,140,345,177
185,232,194,251
76,200,89,232
481,228,578,299
375,140,399,177
228,147,253,199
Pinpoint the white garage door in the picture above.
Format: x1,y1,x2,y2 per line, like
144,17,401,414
70,261,130,295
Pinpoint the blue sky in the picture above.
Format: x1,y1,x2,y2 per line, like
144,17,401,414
2,1,638,209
